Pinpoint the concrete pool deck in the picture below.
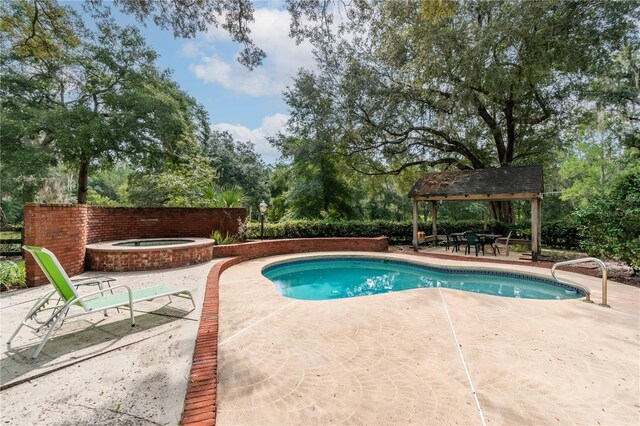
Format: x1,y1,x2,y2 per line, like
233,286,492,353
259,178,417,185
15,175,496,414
0,261,214,425
0,251,638,425
216,252,639,425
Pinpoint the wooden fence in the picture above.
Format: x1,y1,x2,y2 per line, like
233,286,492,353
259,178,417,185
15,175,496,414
0,227,23,257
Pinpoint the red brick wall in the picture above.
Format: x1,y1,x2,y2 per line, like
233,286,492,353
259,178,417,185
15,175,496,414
211,237,389,260
86,207,244,243
24,203,247,286
24,204,89,286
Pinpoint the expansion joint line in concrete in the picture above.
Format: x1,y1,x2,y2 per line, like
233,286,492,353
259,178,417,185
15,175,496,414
218,301,297,346
438,288,487,426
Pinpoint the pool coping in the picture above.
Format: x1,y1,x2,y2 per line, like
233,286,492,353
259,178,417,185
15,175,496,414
86,237,214,252
180,249,608,425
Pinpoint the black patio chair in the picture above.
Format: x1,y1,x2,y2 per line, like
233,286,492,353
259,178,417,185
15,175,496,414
443,229,460,252
463,231,483,256
442,228,460,252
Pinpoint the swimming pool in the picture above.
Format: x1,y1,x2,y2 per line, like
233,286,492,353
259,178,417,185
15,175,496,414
262,256,587,301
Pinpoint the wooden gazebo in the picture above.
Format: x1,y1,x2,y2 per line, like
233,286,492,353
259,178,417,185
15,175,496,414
408,165,544,261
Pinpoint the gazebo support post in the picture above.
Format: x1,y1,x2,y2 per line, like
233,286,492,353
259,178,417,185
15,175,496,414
431,201,437,246
531,197,542,262
412,198,419,251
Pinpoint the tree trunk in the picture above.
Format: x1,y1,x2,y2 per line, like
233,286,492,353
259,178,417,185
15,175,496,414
489,200,514,224
77,160,89,204
0,206,7,228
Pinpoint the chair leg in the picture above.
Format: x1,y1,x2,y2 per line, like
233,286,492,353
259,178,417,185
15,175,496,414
32,307,69,359
129,302,136,327
6,321,27,351
7,292,55,351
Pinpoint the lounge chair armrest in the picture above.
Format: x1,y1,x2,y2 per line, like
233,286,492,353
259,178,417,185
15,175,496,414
71,276,115,286
75,284,134,302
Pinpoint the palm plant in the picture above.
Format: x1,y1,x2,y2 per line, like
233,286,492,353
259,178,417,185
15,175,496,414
202,185,246,208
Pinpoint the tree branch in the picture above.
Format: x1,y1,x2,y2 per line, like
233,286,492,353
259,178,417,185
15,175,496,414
345,157,470,176
474,93,506,163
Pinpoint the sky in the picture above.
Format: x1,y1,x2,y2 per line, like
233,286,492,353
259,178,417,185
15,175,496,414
72,2,318,164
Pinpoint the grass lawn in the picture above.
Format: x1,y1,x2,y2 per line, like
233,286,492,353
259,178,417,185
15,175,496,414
0,231,21,239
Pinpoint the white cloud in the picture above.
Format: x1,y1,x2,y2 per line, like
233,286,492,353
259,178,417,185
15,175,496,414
180,41,202,58
187,8,317,97
212,113,289,164
191,56,232,86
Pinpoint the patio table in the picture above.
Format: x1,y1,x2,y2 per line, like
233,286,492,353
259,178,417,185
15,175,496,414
450,233,502,256
478,233,501,256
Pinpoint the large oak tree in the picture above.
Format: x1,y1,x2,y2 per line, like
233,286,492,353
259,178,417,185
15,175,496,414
1,1,209,204
284,0,638,222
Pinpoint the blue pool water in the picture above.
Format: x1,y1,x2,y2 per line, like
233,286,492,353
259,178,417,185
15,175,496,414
262,257,585,301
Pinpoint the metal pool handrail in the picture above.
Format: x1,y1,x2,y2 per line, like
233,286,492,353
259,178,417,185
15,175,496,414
552,257,608,307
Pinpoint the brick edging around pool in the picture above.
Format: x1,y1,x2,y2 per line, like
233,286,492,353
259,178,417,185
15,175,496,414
181,256,239,425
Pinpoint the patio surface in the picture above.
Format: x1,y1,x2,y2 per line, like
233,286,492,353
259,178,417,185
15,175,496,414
1,251,638,425
403,243,537,262
0,261,213,425
216,252,639,425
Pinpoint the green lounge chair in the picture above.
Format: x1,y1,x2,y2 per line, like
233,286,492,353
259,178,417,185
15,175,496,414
7,246,195,358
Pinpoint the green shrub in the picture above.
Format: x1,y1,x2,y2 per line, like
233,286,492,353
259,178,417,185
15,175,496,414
246,218,581,248
574,172,640,271
540,219,581,249
211,230,239,245
0,260,26,290
248,220,416,241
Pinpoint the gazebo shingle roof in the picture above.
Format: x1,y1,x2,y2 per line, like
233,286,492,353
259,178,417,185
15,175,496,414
408,165,543,198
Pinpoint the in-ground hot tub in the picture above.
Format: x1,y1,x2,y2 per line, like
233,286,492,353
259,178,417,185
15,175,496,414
86,238,215,272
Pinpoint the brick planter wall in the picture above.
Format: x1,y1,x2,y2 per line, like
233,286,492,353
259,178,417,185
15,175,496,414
86,241,216,272
23,203,246,286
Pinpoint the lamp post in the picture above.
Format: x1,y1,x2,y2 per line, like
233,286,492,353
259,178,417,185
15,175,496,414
259,200,267,240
